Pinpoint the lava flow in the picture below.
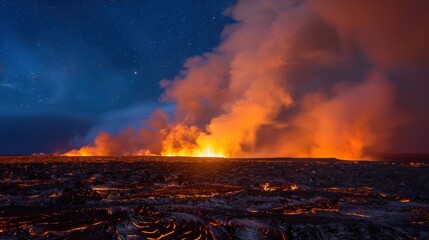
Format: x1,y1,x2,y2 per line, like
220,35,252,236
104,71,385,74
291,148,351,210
1,155,428,239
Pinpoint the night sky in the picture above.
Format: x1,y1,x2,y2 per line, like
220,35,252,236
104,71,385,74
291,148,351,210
0,0,234,154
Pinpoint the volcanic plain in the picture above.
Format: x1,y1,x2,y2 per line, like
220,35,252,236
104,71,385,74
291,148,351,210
0,156,428,239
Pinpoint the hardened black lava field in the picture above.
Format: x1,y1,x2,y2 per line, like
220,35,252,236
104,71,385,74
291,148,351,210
0,156,428,239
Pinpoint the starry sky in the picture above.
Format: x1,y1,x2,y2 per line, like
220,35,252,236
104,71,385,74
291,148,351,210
0,0,234,154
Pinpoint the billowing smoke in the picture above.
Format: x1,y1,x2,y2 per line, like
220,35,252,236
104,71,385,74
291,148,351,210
253,71,399,159
66,0,429,159
309,0,429,68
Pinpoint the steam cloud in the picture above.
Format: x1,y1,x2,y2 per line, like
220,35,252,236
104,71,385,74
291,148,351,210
66,0,429,159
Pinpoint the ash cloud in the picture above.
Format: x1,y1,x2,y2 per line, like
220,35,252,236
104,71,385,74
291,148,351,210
68,0,429,158
309,0,429,154
309,0,429,68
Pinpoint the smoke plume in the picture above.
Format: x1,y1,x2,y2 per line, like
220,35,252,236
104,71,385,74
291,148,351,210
66,0,429,159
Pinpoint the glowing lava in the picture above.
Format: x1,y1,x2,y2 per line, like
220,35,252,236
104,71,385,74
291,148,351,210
162,146,226,158
63,148,96,157
63,132,227,158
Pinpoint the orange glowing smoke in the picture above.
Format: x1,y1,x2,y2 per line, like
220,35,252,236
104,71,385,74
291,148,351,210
64,132,152,157
258,71,399,160
64,0,413,160
160,125,226,158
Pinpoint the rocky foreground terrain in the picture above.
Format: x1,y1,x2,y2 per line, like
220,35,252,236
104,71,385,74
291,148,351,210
0,156,428,239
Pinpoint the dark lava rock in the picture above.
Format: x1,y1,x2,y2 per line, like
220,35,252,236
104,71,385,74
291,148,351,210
58,182,105,204
0,156,428,239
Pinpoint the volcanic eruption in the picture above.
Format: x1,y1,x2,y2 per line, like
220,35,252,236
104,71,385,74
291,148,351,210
65,0,429,160
3,1,429,239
